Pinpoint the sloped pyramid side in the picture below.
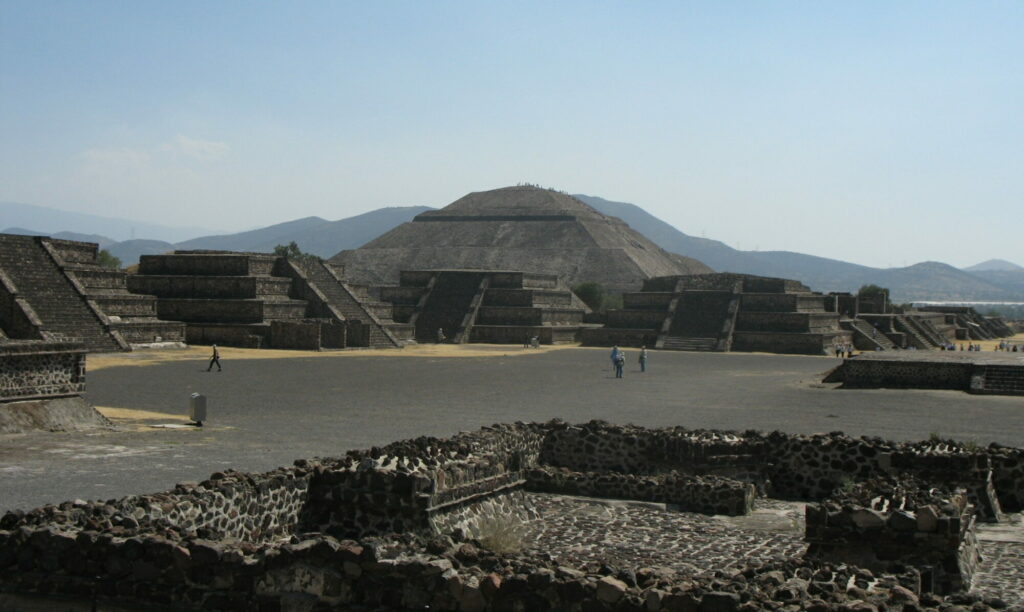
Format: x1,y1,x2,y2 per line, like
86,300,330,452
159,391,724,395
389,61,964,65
331,186,712,291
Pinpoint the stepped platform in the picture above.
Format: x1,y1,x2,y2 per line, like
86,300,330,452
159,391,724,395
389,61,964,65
0,234,184,351
588,272,851,355
824,351,1024,395
373,269,587,345
127,251,398,350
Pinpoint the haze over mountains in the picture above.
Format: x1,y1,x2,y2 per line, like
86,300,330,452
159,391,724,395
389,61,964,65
3,197,1022,302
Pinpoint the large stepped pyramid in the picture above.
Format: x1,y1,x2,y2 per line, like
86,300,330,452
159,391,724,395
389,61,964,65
0,234,183,352
332,186,712,293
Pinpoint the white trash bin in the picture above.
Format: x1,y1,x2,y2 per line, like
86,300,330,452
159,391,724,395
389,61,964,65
189,393,207,426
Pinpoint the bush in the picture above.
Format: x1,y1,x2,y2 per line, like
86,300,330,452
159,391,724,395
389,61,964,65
572,282,604,311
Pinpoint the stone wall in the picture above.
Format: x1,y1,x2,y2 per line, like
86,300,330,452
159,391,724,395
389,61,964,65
138,253,276,276
731,331,838,355
526,466,756,516
0,341,86,402
805,479,980,594
735,312,840,333
834,358,974,390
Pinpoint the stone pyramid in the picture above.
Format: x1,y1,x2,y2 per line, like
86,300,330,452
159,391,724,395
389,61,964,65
331,186,712,292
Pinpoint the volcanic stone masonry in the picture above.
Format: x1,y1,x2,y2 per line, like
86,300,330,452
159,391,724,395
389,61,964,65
3,420,1024,610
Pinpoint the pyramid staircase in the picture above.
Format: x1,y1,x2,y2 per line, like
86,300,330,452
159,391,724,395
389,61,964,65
661,336,718,351
49,240,185,346
844,319,897,351
0,235,127,352
293,261,400,348
375,270,585,345
974,365,1024,395
413,272,485,343
895,315,937,349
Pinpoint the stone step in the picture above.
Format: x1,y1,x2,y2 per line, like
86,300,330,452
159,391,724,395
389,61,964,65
662,336,718,351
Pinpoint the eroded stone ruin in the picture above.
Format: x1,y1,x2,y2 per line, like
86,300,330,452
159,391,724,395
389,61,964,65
3,421,1022,610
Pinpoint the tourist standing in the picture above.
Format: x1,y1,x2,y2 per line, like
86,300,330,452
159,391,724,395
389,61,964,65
207,344,221,372
639,346,648,372
611,345,624,378
615,350,626,378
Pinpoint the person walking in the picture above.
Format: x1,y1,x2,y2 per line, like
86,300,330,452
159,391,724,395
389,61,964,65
615,350,625,378
207,344,221,372
610,345,622,377
639,346,648,372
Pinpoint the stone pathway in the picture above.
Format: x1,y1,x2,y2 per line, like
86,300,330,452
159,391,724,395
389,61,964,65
972,513,1024,606
523,493,806,576
524,493,1024,606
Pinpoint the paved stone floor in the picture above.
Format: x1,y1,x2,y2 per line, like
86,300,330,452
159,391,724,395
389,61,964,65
523,494,806,574
972,515,1024,605
525,493,1024,606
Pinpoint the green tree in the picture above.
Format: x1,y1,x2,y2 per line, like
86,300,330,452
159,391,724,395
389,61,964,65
572,282,605,311
273,241,322,267
96,249,122,269
857,284,889,299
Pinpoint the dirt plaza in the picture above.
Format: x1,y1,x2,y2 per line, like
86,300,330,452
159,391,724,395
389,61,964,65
3,344,1024,513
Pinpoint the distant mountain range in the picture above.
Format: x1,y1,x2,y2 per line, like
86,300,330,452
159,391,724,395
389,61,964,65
0,201,219,243
576,194,1024,302
3,198,1022,302
2,202,430,266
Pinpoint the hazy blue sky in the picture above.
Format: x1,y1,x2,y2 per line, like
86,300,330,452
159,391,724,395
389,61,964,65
1,2,1021,268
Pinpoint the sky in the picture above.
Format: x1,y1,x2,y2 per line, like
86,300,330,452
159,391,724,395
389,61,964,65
1,1,1021,269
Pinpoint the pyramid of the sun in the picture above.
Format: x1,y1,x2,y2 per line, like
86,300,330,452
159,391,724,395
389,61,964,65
331,186,712,292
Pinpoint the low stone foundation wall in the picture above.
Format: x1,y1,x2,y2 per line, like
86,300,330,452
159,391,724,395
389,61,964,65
526,466,756,515
834,358,975,390
0,341,86,402
578,327,659,348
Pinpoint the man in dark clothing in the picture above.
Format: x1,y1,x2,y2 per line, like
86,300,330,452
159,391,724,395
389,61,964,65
207,344,222,372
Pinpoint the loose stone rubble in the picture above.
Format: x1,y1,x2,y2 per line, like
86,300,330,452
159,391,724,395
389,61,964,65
2,420,1024,610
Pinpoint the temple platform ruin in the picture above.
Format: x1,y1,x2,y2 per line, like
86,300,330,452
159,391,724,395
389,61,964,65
826,350,1024,395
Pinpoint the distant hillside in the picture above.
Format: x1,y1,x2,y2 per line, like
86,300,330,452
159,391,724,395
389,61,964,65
574,194,1024,302
107,239,176,265
0,201,219,243
2,227,117,248
968,269,1024,296
964,259,1024,272
174,207,431,257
